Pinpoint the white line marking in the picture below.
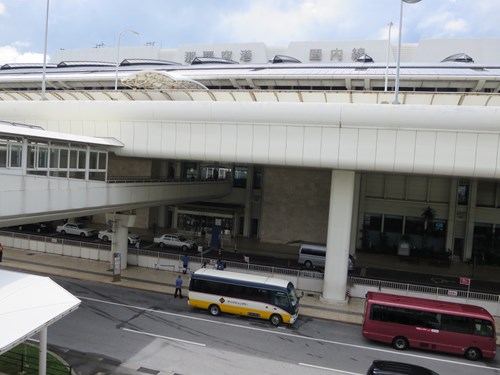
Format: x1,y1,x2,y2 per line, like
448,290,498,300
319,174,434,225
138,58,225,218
121,327,205,347
79,296,500,372
299,362,363,374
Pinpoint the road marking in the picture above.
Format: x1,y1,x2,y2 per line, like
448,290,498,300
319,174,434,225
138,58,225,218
79,296,500,372
299,362,362,374
121,327,206,347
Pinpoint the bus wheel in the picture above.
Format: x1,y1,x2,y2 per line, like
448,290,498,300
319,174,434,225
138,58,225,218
465,347,482,361
209,304,221,316
270,314,283,326
392,336,409,350
304,260,313,268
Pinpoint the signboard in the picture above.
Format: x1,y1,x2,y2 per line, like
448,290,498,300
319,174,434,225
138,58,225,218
460,277,470,286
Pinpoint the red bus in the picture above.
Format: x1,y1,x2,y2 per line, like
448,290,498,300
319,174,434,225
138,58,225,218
362,291,497,361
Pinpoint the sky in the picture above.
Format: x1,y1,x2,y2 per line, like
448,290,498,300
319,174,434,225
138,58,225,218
0,0,499,64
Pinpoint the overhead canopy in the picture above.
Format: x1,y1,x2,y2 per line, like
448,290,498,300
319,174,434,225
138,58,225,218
0,269,81,355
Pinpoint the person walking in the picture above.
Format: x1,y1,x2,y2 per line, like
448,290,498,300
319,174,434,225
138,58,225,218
182,253,189,274
174,275,183,298
0,242,3,262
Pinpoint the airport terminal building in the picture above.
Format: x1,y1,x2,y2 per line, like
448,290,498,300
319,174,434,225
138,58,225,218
1,38,500,302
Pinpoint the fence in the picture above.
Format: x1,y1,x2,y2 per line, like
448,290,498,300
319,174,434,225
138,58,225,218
2,230,500,317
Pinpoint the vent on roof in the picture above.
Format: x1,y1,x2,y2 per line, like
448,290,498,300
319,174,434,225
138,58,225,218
120,59,180,66
190,57,238,65
270,55,301,64
441,53,474,63
57,61,116,68
1,63,57,70
356,54,374,63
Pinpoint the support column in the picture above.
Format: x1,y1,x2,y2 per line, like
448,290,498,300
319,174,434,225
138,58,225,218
446,178,458,257
39,327,47,375
243,165,254,237
464,179,478,260
322,170,355,304
106,213,136,270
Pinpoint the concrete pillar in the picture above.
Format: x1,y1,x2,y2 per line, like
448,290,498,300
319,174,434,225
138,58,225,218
349,172,361,255
322,170,355,304
106,213,136,270
39,327,47,375
446,178,458,256
464,179,478,260
172,207,179,229
157,205,167,228
243,165,254,237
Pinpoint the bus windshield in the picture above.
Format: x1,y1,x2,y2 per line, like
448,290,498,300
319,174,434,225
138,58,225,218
288,282,299,307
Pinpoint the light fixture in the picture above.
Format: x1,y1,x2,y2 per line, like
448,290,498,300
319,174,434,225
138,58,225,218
393,0,422,104
114,29,139,91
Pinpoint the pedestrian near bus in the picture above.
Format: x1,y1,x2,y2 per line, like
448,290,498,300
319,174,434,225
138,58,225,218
0,242,3,262
182,253,189,274
174,275,183,298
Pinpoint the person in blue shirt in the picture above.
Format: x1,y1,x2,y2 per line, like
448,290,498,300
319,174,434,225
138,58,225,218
174,275,183,298
182,254,189,274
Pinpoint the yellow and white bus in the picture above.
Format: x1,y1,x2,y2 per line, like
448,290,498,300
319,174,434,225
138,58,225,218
188,269,299,326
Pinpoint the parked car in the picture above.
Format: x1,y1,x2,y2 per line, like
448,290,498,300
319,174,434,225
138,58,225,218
367,360,440,375
98,229,140,245
17,222,53,233
56,223,98,238
153,234,197,251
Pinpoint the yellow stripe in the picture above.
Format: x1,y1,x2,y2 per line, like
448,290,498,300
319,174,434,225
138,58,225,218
188,298,293,323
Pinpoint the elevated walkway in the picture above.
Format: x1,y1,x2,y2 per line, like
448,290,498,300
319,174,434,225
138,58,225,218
0,174,232,227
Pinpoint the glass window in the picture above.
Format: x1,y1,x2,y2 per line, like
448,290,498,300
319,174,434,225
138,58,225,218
233,165,248,188
10,144,22,168
98,152,107,169
60,149,68,168
78,150,86,169
0,143,7,167
458,182,469,205
37,147,48,168
69,150,78,168
28,146,36,168
50,148,59,168
89,151,98,169
274,291,289,308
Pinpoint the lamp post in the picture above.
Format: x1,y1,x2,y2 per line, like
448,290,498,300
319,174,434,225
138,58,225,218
393,0,421,104
114,29,139,91
41,0,50,100
384,21,393,92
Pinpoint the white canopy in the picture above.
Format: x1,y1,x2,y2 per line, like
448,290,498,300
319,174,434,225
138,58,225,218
0,269,81,355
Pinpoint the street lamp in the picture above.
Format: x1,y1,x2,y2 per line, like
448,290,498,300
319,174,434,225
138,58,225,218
384,21,393,92
393,0,421,104
114,29,139,91
41,0,50,100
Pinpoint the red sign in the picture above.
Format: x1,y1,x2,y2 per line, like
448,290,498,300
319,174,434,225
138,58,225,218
460,277,471,286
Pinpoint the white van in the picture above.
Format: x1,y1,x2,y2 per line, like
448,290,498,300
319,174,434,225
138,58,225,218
298,244,354,271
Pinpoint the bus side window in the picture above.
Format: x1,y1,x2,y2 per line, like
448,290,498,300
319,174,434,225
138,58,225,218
274,291,289,308
473,319,494,337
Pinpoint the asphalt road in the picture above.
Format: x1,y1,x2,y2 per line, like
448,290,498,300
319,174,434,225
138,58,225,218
44,276,500,375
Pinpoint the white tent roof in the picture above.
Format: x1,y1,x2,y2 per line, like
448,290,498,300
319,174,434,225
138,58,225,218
0,269,81,355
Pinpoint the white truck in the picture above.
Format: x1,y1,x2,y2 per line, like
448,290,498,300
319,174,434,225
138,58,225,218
56,223,98,238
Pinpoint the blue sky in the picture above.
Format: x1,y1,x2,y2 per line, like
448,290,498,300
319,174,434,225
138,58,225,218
0,0,499,63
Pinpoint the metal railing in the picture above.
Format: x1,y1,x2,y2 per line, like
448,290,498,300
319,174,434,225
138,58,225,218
349,276,500,303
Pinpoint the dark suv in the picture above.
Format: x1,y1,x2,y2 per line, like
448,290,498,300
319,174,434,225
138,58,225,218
367,360,440,375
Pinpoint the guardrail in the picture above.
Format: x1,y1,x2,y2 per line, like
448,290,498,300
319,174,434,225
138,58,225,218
2,230,500,316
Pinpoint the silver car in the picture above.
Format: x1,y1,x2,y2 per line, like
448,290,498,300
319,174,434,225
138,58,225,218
153,234,197,251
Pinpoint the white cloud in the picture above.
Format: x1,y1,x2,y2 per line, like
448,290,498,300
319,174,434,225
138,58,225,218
217,0,354,45
443,19,468,34
0,2,5,15
0,45,44,64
